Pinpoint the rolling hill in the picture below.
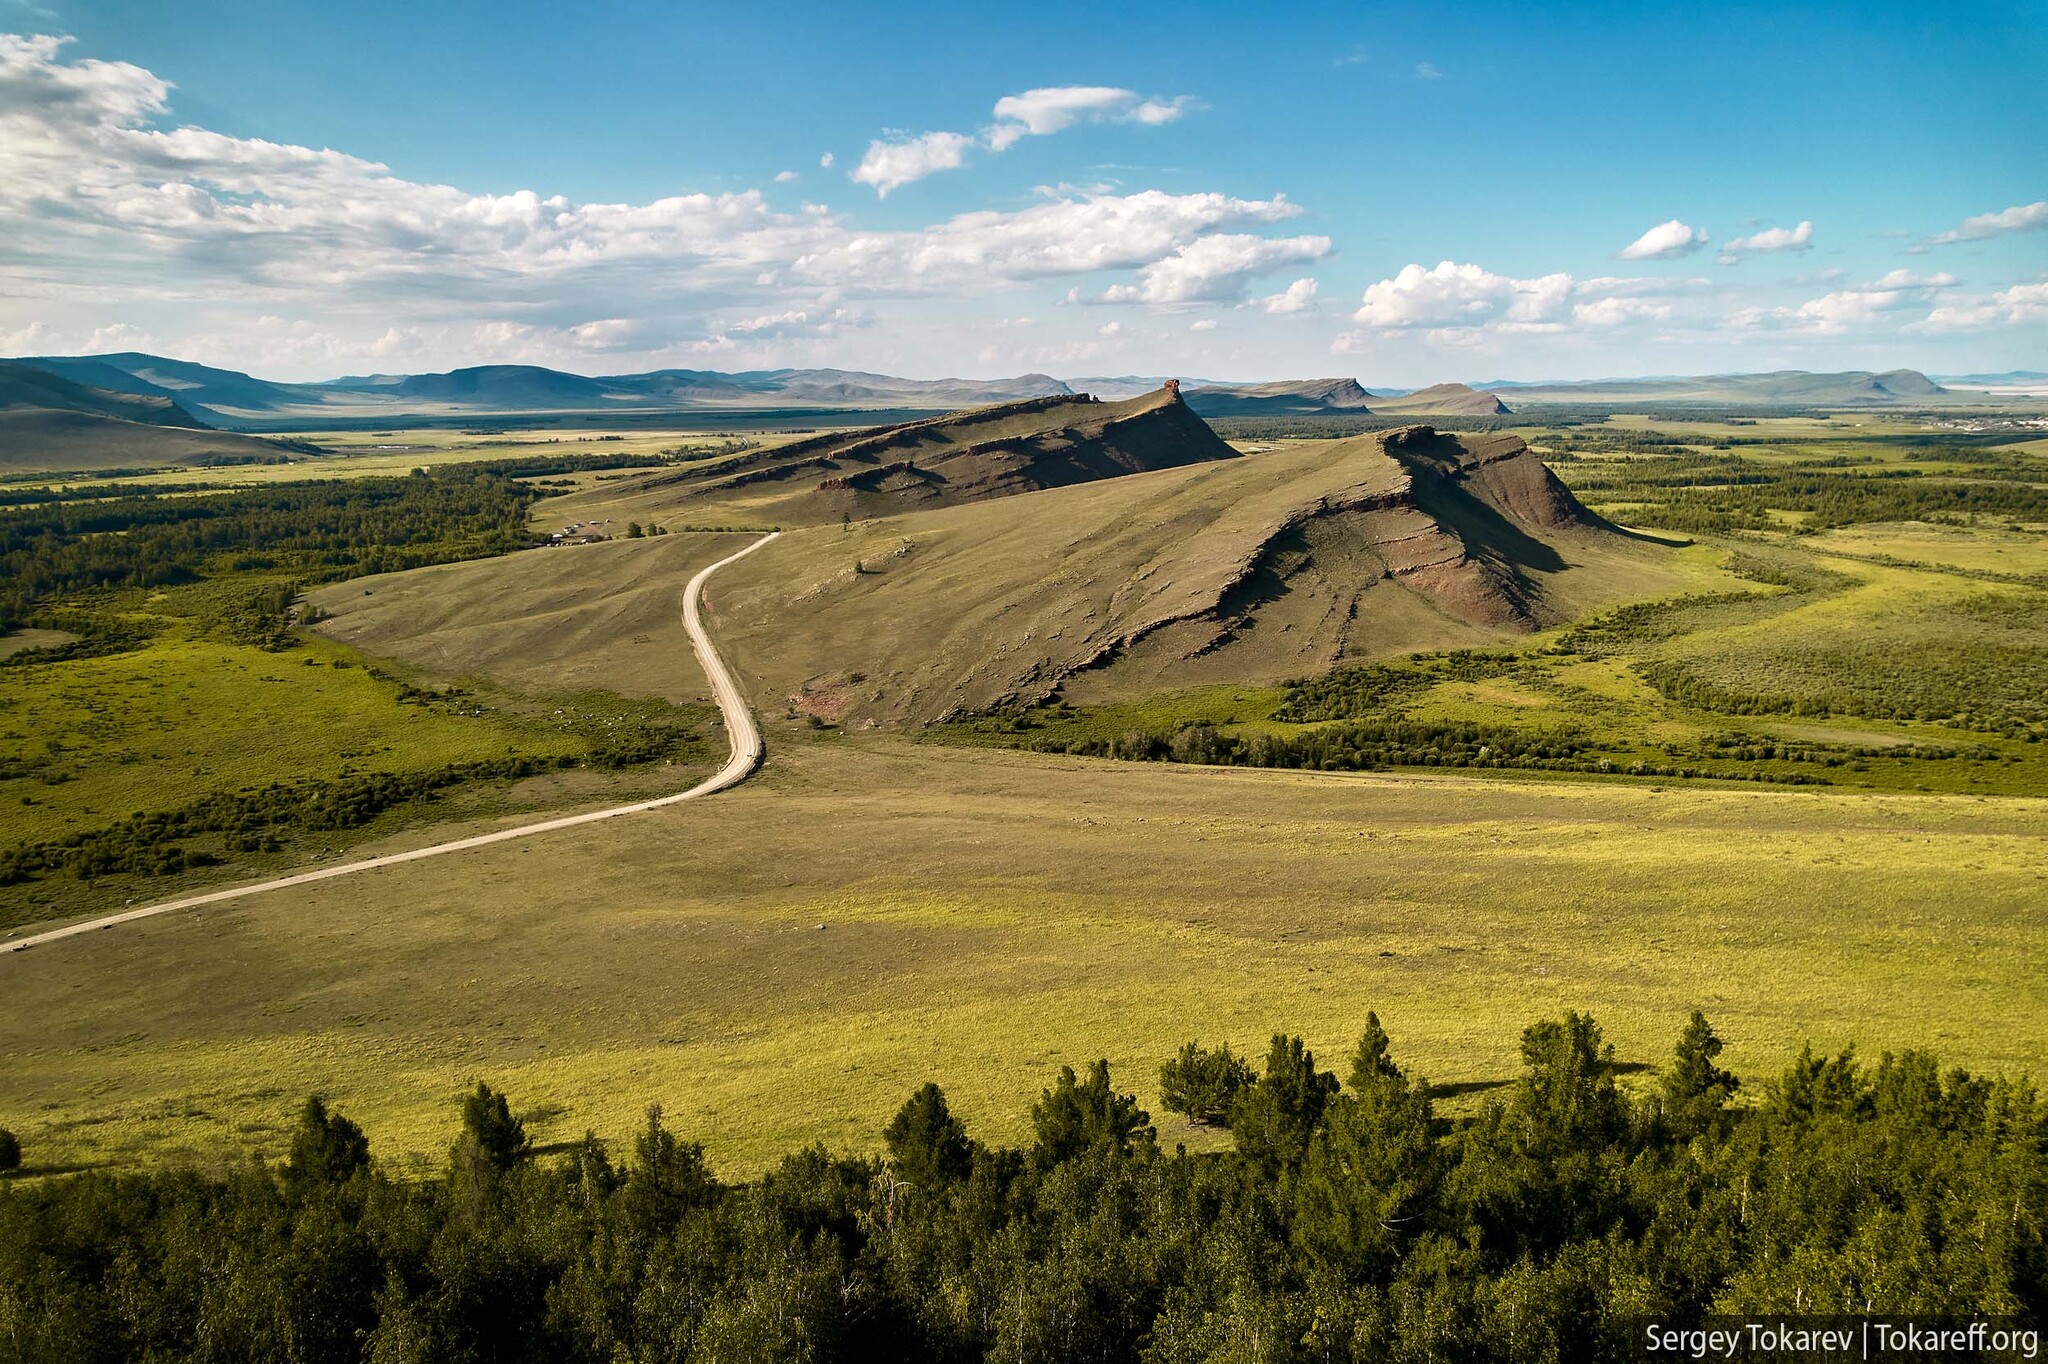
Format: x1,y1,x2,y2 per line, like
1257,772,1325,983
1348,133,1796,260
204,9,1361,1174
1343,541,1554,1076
1183,378,1510,418
0,409,314,473
1491,369,1954,405
5,353,1078,426
316,415,1674,729
1363,383,1512,417
0,360,209,428
549,384,1239,527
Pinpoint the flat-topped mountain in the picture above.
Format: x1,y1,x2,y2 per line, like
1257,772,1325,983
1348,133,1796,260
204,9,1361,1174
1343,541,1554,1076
1183,378,1375,416
552,385,1237,527
1183,378,1511,418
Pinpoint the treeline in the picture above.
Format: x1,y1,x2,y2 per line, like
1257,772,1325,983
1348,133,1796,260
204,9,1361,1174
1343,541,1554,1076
0,754,569,887
1020,718,1832,786
0,469,543,626
0,710,702,890
1,1012,2040,1361
1556,456,2048,533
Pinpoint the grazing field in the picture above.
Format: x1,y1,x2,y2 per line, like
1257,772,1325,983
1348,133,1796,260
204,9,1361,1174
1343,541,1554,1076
3,408,2046,1191
0,477,743,932
0,737,2042,1179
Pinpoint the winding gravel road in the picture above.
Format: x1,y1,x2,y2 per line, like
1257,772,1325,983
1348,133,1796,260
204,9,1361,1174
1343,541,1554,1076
0,531,781,957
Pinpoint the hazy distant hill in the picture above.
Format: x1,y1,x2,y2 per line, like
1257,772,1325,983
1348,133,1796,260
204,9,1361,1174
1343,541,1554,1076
1937,371,2048,384
20,352,318,415
3,353,1075,426
1492,369,1952,405
1182,378,1509,418
4,353,2011,430
1365,383,1512,417
1184,378,1375,416
0,360,209,428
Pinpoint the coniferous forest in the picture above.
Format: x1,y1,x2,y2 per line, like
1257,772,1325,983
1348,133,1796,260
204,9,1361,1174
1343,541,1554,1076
1,1011,2040,1363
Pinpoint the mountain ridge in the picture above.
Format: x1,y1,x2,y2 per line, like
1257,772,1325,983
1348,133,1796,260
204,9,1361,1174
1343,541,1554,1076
0,352,2015,431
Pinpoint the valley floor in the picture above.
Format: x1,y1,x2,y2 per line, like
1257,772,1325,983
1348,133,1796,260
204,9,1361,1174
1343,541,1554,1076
3,735,2042,1178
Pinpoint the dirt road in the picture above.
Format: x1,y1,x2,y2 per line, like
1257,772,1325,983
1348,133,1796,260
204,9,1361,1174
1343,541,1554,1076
0,531,781,956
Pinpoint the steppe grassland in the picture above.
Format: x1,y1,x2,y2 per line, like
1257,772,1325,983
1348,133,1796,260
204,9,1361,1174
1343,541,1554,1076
0,736,2042,1178
4,411,2045,1180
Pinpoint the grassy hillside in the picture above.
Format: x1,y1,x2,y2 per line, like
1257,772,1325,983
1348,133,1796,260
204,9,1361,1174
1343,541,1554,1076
0,409,309,474
0,360,206,428
946,525,2048,798
326,427,1675,729
545,386,1237,528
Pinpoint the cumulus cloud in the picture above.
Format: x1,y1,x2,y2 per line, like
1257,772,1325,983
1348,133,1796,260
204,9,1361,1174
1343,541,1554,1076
1617,219,1708,261
0,35,1322,370
1190,318,1217,331
1720,220,1812,261
849,85,1199,196
1924,200,2048,246
773,170,799,183
1913,281,2048,332
1349,261,1702,338
818,152,834,168
788,190,1307,293
1100,232,1329,304
1736,270,1960,334
1260,277,1319,313
1352,261,1575,331
848,130,974,196
986,86,1193,150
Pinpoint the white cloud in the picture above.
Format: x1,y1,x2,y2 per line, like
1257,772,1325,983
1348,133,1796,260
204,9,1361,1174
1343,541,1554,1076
1097,320,1122,337
774,170,799,183
1571,296,1671,328
986,86,1193,151
1189,318,1217,331
1924,200,2048,246
1720,220,1812,259
1913,281,2048,332
1260,277,1318,313
567,317,659,351
1415,62,1444,79
818,151,834,168
1352,261,1574,330
1617,219,1708,260
1100,232,1329,304
848,130,974,196
786,190,1307,293
1738,270,1960,334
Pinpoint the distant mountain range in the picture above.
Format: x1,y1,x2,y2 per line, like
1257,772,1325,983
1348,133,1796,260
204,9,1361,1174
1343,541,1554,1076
0,353,2029,442
10,354,1078,428
1463,369,1951,405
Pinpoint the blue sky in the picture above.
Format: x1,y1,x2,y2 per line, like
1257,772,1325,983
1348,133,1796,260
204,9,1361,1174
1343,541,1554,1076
2,0,2044,382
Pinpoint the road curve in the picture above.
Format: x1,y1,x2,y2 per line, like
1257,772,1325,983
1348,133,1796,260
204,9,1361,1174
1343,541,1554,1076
1,530,781,957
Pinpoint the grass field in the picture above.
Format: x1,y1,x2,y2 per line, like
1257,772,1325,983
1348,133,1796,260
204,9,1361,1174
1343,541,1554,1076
0,614,723,931
0,736,2042,1180
3,410,2046,1186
